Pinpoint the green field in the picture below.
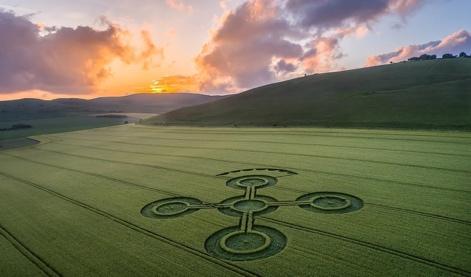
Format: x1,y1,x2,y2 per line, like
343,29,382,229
1,124,471,276
0,113,154,143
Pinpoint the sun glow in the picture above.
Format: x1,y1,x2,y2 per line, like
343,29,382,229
150,76,199,93
150,80,165,93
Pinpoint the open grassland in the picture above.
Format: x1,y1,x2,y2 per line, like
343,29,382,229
148,58,471,129
1,124,471,276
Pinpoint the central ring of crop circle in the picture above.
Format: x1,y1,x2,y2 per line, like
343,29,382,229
233,199,267,212
218,195,278,217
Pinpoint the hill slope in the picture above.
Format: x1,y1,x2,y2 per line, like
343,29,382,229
145,59,471,129
0,93,222,121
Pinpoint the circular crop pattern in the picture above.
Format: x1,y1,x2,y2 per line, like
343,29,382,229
141,197,202,218
226,175,277,190
296,192,363,214
205,225,286,261
233,199,266,212
217,195,279,217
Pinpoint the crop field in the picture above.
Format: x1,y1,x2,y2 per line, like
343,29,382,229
0,124,471,276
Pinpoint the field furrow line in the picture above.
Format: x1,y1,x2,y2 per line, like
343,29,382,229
259,217,471,276
49,136,471,174
0,152,180,197
109,129,471,145
0,171,260,277
130,125,471,140
33,143,471,195
0,224,62,277
51,133,471,158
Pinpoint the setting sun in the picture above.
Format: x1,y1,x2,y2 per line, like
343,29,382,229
150,80,164,93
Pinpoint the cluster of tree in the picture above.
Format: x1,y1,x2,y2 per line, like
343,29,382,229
0,123,33,131
408,54,437,61
408,52,470,61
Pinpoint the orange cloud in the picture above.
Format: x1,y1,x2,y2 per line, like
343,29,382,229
151,75,199,93
0,11,161,95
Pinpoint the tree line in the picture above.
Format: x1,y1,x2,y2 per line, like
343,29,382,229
408,52,471,61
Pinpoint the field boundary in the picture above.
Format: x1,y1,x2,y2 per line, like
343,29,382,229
0,224,61,277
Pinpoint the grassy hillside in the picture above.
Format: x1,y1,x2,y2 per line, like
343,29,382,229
0,93,222,121
0,124,470,275
146,59,471,129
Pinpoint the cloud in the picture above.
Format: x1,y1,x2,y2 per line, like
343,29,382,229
165,0,193,14
286,0,422,30
195,0,303,92
366,29,471,65
188,0,424,93
151,75,199,93
274,59,297,74
0,10,160,94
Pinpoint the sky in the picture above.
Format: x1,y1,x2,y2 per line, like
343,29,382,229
0,0,470,100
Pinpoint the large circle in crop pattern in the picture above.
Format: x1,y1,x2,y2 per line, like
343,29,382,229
297,192,363,214
205,225,287,261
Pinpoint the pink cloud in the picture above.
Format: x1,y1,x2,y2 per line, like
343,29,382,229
191,0,425,92
366,29,471,66
0,10,161,94
165,0,193,14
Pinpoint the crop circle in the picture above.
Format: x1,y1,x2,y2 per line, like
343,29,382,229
205,225,286,261
141,197,202,218
220,230,271,254
218,195,278,217
227,175,277,190
297,192,363,214
233,199,267,212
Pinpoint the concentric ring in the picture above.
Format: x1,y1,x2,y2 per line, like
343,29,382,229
226,175,277,190
205,225,286,261
296,192,363,214
217,195,279,217
141,197,202,218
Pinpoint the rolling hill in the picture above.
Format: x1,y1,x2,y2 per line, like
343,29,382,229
0,93,222,121
145,58,471,129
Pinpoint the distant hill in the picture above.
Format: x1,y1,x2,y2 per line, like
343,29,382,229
145,58,471,130
0,93,222,121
